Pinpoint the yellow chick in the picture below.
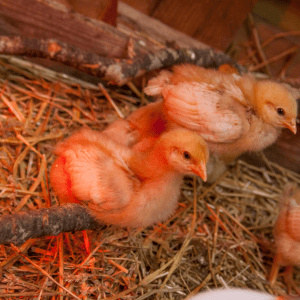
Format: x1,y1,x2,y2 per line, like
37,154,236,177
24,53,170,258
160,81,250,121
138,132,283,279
269,183,300,294
50,128,208,228
112,64,297,181
97,65,297,183
145,64,297,159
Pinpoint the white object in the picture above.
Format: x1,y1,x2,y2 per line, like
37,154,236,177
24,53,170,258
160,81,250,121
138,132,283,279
189,288,277,300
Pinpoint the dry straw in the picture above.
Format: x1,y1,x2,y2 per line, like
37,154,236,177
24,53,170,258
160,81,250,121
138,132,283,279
0,54,299,299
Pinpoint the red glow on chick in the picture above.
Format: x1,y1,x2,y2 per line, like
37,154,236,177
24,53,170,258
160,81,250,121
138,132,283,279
50,128,208,228
269,183,300,294
145,64,297,155
140,64,297,180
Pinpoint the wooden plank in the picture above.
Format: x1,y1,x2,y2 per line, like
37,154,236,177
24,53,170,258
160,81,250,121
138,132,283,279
65,0,109,19
0,0,213,84
280,0,300,31
0,0,209,60
121,0,158,15
118,2,208,49
63,0,118,25
129,0,258,50
192,0,258,50
0,0,131,58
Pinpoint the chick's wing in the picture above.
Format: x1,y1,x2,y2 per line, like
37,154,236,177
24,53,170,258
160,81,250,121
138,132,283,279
162,81,250,143
63,144,134,210
285,204,300,242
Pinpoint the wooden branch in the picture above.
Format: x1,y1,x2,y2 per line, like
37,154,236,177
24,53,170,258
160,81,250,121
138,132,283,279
0,0,135,58
0,36,245,85
0,204,103,246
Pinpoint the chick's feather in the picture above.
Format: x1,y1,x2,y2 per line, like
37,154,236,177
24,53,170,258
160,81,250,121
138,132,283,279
50,128,208,228
269,184,300,294
92,64,297,183
161,81,250,143
273,184,300,265
144,64,297,160
51,129,134,208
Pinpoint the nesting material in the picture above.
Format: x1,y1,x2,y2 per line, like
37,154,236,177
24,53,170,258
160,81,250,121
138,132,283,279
0,55,299,299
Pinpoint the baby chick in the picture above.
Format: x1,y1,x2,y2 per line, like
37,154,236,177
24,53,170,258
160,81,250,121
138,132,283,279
269,183,300,294
144,64,297,161
189,288,285,300
118,64,295,181
50,128,208,228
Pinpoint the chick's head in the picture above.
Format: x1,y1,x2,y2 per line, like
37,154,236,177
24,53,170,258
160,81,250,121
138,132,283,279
159,129,209,181
255,81,297,134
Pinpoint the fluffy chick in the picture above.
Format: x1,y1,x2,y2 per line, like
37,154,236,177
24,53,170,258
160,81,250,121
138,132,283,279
189,288,285,300
144,64,297,161
269,183,300,294
50,128,208,228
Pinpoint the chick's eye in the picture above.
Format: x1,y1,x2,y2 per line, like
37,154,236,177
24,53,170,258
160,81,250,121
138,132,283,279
183,151,191,160
277,108,285,116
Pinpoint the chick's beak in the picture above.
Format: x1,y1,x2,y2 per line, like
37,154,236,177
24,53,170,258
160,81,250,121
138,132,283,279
283,119,297,134
190,162,207,182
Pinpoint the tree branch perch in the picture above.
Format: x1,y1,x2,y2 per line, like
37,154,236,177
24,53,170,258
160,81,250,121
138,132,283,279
0,36,246,85
0,204,103,246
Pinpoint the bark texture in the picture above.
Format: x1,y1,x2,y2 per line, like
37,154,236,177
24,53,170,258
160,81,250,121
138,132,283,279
0,36,245,85
0,204,103,246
